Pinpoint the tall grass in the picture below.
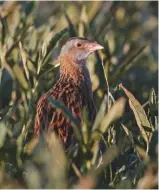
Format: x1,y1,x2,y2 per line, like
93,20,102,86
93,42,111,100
0,1,158,189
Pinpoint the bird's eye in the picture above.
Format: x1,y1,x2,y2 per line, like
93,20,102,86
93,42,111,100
76,43,82,47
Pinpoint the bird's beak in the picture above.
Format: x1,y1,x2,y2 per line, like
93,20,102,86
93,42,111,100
88,42,104,52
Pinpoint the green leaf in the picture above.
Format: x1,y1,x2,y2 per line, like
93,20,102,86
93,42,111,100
0,16,7,46
40,27,68,67
91,97,126,142
119,83,152,153
88,1,103,23
19,42,30,81
12,64,29,90
43,133,67,189
121,123,134,144
64,12,77,37
149,88,158,114
25,133,67,188
0,122,7,148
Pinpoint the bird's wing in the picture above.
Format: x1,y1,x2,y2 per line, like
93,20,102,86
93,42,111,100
34,80,83,143
34,93,49,136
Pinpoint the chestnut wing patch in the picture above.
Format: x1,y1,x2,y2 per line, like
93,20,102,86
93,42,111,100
48,82,82,142
34,80,83,143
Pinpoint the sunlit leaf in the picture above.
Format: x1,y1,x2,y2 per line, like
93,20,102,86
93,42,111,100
40,27,68,67
119,83,152,152
121,123,134,143
24,137,39,155
91,97,126,141
12,64,29,90
19,42,30,81
135,145,148,160
149,88,158,114
0,122,7,148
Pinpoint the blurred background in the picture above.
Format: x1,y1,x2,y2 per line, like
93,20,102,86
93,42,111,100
0,1,158,109
0,1,158,189
36,1,158,101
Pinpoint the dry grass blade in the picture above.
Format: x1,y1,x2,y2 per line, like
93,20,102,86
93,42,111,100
19,42,30,81
121,123,134,144
101,55,110,109
119,83,152,153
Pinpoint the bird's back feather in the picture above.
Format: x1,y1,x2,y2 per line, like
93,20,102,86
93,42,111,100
34,77,83,144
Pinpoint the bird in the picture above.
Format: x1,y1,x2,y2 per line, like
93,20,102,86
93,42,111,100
34,37,103,148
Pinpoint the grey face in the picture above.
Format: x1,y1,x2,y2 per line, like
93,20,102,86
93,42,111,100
60,37,103,62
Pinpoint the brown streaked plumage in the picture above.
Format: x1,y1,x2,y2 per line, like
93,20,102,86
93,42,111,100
34,37,103,147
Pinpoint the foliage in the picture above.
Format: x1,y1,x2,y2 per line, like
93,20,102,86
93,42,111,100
0,1,158,189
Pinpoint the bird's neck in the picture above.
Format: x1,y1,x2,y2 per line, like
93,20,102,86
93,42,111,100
59,54,89,85
59,54,94,111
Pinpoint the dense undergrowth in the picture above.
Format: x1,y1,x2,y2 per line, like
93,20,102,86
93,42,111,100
0,1,158,189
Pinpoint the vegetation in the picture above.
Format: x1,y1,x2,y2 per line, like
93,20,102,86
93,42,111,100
0,1,158,189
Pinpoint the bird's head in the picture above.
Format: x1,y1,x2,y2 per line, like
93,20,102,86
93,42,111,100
60,37,103,63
